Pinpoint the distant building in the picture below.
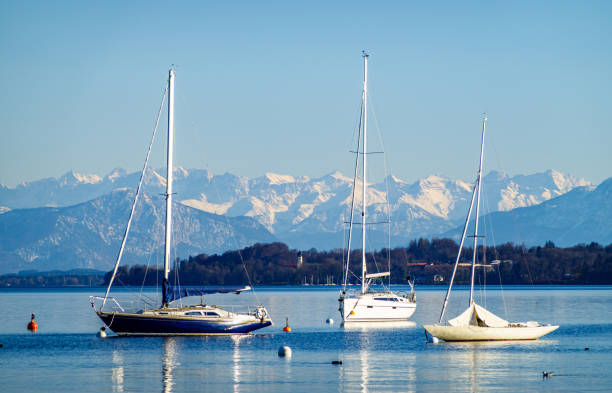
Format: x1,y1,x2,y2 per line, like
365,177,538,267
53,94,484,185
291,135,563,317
434,274,444,283
297,252,303,268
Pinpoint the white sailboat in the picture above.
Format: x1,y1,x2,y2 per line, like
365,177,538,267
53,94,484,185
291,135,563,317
89,68,272,335
338,52,416,323
424,116,558,341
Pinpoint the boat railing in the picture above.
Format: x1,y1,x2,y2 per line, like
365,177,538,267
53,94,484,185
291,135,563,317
90,296,270,318
89,296,155,314
207,304,266,316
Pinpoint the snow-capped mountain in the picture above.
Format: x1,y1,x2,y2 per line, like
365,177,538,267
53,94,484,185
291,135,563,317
0,168,594,251
0,189,276,274
442,178,612,247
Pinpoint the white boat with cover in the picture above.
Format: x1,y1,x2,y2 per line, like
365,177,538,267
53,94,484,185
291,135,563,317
338,52,416,323
423,116,558,342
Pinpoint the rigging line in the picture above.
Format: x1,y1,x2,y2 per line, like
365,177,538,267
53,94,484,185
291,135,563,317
483,184,508,317
482,213,486,308
208,175,263,308
102,84,168,309
367,89,394,288
139,194,162,302
343,88,364,293
488,130,535,285
438,177,479,324
483,183,508,314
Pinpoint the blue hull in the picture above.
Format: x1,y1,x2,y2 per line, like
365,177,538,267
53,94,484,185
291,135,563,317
97,312,272,335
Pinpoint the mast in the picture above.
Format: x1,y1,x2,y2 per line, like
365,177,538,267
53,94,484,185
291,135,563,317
469,116,487,305
437,181,477,323
162,68,175,307
361,51,369,295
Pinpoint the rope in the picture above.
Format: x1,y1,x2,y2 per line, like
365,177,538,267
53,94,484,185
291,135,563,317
343,93,364,292
489,135,534,285
208,172,263,310
102,84,167,310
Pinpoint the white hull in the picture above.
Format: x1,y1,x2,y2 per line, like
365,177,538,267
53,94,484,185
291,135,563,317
340,292,416,322
423,324,559,342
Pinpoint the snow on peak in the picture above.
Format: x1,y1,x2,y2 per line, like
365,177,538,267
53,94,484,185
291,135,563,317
386,175,407,184
326,171,352,182
61,170,102,185
264,173,296,185
74,172,102,184
151,170,167,186
106,168,126,182
420,174,451,187
175,166,189,177
547,169,590,192
181,194,232,215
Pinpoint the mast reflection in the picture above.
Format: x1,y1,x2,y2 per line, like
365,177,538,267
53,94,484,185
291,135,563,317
111,350,124,393
162,337,179,393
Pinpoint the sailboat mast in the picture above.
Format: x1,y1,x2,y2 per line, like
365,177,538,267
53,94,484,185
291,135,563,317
361,51,369,295
163,68,175,299
469,116,487,305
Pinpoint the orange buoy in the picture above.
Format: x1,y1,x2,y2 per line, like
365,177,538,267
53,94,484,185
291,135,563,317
27,313,38,332
282,317,291,332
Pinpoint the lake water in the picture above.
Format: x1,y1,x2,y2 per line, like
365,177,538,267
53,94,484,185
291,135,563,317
1,286,611,392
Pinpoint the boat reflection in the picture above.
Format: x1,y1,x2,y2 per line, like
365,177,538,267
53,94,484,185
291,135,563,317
342,321,417,330
340,325,416,392
360,350,369,393
111,350,124,393
429,340,557,392
162,338,179,393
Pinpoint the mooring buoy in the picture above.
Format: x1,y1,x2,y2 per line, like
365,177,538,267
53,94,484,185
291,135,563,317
278,346,292,357
97,327,107,338
27,313,38,332
282,317,291,332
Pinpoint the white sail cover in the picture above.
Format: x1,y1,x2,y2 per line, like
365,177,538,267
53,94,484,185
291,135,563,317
448,303,509,328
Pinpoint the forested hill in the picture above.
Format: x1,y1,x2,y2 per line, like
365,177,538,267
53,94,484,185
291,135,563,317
105,240,612,286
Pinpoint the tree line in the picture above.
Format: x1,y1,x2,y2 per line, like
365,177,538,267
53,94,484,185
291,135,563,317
102,239,612,286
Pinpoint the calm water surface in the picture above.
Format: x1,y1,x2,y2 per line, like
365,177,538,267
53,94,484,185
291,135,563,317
1,286,611,392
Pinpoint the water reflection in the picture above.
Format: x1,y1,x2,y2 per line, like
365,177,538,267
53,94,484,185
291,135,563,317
111,350,124,393
232,335,248,393
341,325,417,392
162,338,179,393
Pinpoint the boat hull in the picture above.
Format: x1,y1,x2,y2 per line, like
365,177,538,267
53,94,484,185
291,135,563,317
97,312,272,336
340,292,416,322
423,324,559,342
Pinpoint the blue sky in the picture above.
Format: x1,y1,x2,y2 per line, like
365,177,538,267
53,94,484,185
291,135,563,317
1,1,610,187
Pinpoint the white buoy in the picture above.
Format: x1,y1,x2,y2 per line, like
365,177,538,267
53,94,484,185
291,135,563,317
97,327,107,338
326,318,334,325
278,346,292,357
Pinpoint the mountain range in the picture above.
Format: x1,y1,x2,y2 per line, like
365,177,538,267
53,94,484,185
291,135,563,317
0,168,608,273
0,188,276,274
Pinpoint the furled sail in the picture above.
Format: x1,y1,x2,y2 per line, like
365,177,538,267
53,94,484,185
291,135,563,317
163,279,251,303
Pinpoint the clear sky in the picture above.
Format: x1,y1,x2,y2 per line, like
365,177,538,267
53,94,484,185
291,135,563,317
1,1,610,187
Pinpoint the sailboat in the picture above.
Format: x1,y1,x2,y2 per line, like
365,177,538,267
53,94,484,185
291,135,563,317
338,52,416,323
89,68,272,335
423,116,558,341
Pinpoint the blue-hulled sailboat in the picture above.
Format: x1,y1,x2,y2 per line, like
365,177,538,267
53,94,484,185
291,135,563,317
89,69,272,335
